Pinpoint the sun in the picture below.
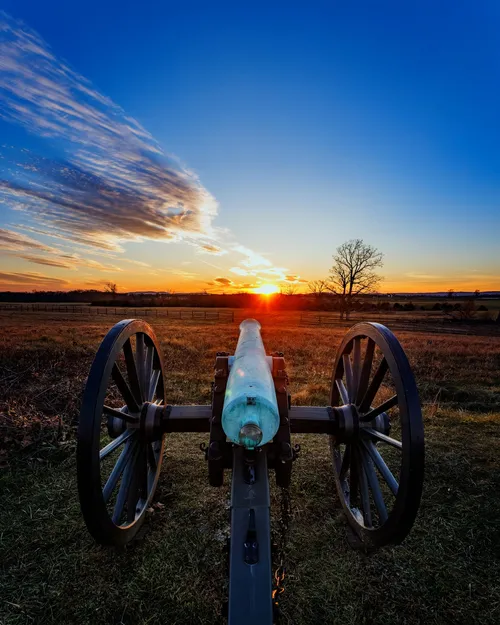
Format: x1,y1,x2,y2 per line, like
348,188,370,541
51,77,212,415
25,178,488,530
254,283,280,295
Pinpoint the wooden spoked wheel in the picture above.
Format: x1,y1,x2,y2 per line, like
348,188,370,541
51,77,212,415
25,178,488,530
77,320,166,546
330,323,424,548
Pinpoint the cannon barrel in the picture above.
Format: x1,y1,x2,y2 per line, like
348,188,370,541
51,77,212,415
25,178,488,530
222,319,280,448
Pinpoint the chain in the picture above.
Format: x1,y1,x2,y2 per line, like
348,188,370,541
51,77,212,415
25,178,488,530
272,486,292,618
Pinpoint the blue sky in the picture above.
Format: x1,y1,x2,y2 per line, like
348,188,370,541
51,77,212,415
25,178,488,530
0,0,499,292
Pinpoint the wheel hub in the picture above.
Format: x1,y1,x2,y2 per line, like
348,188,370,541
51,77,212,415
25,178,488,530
139,401,164,442
107,409,129,438
364,411,391,436
333,404,359,442
333,404,391,442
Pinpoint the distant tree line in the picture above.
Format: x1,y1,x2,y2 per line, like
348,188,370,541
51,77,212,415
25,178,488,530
0,289,335,310
0,289,496,316
0,289,114,303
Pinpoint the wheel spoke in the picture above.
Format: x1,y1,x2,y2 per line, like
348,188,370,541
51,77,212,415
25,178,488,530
100,429,135,460
127,444,146,522
103,440,134,503
356,338,375,405
342,354,354,402
356,447,372,527
359,357,388,413
149,369,161,401
339,444,351,481
139,443,149,500
135,333,146,400
360,447,388,523
144,344,154,400
112,443,140,524
362,428,402,449
103,405,138,423
147,443,158,473
112,364,140,414
336,379,349,405
123,338,143,405
348,445,359,507
362,439,399,496
360,394,398,422
351,338,362,402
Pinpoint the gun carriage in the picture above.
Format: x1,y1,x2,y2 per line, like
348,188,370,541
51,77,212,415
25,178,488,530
77,318,424,624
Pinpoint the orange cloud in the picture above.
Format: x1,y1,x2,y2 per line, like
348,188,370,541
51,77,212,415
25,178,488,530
0,271,69,288
0,228,58,253
214,277,233,286
199,244,225,255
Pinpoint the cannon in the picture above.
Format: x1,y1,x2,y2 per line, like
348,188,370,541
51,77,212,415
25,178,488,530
77,318,424,623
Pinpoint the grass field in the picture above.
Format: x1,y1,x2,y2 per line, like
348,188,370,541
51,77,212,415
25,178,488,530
1,310,500,624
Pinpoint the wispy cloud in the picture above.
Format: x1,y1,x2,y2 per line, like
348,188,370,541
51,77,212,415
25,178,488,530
239,282,259,290
0,12,217,254
257,267,288,280
115,258,150,268
17,253,124,272
168,269,199,279
214,277,233,286
18,254,75,269
284,273,308,283
0,227,124,271
0,227,58,253
405,272,443,280
462,273,499,280
0,270,68,286
12,223,119,251
198,243,226,255
229,266,250,276
232,245,272,268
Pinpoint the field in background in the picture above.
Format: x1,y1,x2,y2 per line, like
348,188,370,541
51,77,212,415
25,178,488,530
1,310,499,624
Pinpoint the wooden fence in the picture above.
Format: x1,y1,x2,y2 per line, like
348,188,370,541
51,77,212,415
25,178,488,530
300,314,342,327
0,304,235,322
299,313,470,335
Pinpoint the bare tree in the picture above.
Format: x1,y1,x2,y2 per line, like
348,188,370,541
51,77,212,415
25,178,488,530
329,239,384,319
308,279,330,297
104,282,118,299
444,298,477,321
281,282,299,296
459,299,477,320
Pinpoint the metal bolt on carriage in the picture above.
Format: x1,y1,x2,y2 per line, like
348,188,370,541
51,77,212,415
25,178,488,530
77,318,424,624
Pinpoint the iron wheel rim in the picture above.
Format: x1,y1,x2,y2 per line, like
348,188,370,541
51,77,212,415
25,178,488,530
330,322,424,548
77,319,166,546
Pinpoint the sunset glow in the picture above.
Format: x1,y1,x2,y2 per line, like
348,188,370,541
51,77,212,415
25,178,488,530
254,284,280,296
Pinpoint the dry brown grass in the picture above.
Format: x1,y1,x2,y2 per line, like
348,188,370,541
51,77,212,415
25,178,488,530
1,310,499,624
